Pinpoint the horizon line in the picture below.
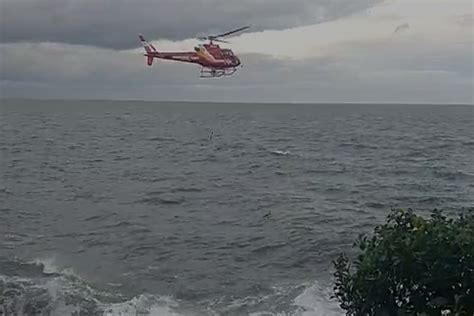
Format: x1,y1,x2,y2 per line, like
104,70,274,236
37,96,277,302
1,97,473,107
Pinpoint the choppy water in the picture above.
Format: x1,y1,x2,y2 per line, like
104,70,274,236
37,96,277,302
1,99,473,315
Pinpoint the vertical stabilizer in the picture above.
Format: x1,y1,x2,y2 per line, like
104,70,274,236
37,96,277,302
139,34,157,66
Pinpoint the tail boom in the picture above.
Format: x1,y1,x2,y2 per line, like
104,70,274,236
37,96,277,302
138,34,201,67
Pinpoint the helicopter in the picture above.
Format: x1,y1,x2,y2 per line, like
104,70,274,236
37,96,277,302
139,26,250,78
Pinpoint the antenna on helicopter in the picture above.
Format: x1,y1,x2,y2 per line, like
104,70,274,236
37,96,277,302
197,25,250,44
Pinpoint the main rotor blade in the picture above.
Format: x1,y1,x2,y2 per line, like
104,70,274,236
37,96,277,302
213,25,250,38
213,39,230,44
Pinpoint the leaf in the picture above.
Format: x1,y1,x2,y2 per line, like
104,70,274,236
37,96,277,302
332,208,474,315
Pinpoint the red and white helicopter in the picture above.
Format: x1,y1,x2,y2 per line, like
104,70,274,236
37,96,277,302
139,26,249,78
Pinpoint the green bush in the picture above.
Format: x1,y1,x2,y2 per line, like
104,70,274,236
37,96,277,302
333,209,474,316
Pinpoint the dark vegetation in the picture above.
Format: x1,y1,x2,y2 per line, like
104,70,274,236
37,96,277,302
333,209,474,315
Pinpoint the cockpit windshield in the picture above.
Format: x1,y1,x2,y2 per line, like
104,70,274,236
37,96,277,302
222,49,234,57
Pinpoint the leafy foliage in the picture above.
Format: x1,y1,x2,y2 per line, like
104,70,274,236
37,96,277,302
333,209,474,316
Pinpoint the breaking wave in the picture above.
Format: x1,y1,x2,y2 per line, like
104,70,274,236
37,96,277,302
0,258,342,316
270,150,293,156
0,258,182,316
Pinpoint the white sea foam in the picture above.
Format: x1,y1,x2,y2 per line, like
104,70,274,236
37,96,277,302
271,150,293,156
292,282,342,316
248,281,343,316
5,257,343,316
96,281,343,316
30,256,67,274
100,295,183,316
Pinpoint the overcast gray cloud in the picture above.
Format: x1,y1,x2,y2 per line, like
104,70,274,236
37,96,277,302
1,33,472,103
0,0,472,103
0,0,380,49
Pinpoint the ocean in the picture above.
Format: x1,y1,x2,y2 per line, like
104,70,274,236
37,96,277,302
1,99,473,315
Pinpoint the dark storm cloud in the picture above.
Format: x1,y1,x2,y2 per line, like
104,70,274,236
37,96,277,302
0,0,380,49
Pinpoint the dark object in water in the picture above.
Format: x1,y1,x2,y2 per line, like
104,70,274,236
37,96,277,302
263,211,271,219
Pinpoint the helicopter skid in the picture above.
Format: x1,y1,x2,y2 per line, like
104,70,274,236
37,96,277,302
200,67,237,78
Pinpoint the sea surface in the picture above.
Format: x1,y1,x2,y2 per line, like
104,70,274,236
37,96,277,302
1,99,473,315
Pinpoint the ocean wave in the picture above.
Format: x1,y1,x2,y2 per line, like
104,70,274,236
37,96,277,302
433,169,474,180
101,295,183,316
29,257,67,275
0,258,183,316
270,150,293,156
1,258,343,316
220,282,342,316
364,201,386,209
134,196,184,205
290,282,342,316
251,243,288,255
170,187,203,193
147,137,176,142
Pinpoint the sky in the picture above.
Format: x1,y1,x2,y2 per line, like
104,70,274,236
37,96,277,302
0,0,473,103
